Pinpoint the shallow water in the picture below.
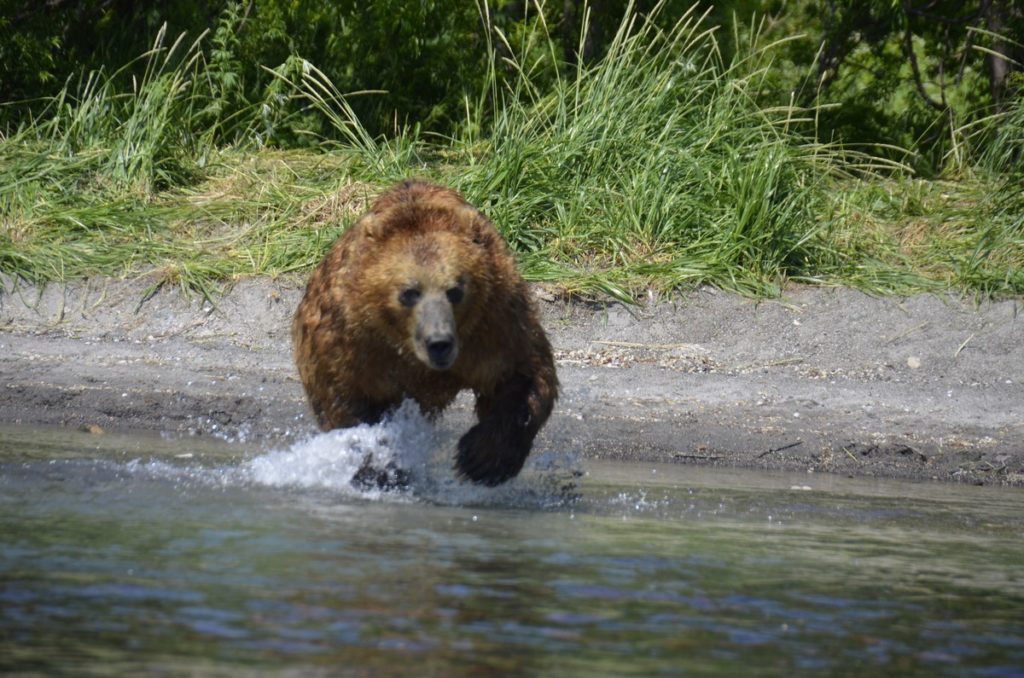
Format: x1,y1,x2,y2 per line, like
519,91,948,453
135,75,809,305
1,411,1023,676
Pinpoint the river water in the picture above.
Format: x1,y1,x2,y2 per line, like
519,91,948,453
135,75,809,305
1,407,1022,676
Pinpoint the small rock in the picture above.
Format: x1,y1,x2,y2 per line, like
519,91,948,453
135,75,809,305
907,356,921,369
532,285,556,302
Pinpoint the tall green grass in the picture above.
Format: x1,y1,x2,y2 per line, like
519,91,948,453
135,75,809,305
1,2,1021,301
0,22,360,297
439,4,846,297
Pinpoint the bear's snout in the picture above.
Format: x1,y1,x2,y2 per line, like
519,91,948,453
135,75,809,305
426,336,456,369
414,294,459,370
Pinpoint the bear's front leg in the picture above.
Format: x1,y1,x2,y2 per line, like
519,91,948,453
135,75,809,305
312,392,392,431
455,370,556,486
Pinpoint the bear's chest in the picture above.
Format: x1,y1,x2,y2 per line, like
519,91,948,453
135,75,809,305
356,351,464,412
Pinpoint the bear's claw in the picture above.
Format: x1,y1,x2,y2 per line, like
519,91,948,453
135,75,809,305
351,455,411,492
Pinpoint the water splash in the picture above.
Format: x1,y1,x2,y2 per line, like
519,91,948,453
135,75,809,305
245,400,436,499
124,400,581,508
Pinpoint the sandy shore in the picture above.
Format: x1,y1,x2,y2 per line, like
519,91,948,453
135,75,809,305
1,275,1022,486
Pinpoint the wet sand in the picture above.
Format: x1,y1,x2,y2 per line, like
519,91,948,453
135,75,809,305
2,275,1021,486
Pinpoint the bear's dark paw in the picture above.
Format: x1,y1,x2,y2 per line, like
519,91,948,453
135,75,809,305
351,454,411,492
455,423,530,487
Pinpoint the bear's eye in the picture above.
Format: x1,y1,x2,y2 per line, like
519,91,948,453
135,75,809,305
398,288,421,307
446,286,465,305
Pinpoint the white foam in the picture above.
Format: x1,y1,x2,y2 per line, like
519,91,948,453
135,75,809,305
123,400,582,507
244,400,437,498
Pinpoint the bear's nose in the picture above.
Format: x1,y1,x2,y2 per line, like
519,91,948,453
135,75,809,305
426,336,456,368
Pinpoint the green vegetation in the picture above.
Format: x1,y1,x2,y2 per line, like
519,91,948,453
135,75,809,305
1,1,1022,302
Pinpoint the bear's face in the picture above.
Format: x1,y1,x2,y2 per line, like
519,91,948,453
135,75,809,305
364,231,490,371
400,274,464,370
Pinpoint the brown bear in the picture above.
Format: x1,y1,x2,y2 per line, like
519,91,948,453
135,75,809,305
292,180,558,486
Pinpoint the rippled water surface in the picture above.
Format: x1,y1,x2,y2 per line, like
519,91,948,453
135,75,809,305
1,412,1022,676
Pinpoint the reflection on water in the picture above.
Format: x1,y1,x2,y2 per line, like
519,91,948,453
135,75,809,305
1,419,1022,676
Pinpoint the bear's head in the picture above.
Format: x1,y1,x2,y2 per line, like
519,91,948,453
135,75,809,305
360,227,493,372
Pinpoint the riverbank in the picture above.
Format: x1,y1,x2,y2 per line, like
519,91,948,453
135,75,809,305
1,275,1021,486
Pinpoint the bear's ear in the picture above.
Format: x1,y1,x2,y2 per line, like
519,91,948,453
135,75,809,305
458,205,497,249
354,212,383,241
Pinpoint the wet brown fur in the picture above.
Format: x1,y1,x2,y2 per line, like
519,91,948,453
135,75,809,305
292,180,558,486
